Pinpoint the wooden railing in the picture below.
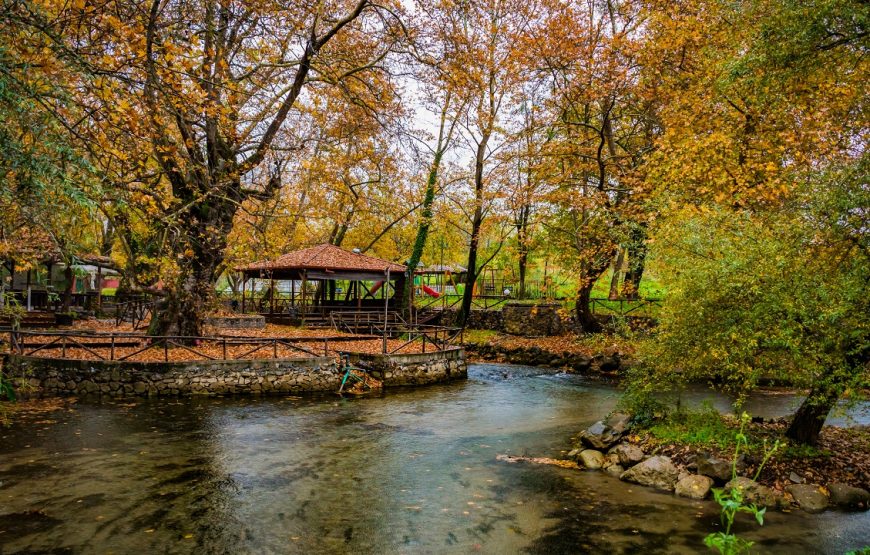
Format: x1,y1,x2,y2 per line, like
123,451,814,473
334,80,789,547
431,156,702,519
6,330,323,362
386,325,463,355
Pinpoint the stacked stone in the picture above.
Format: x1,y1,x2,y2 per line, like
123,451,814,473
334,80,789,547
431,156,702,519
567,414,870,513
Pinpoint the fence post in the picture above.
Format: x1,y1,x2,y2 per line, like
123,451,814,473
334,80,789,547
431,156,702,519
110,336,115,361
422,334,426,353
273,339,277,358
222,338,227,360
62,337,66,358
164,339,168,362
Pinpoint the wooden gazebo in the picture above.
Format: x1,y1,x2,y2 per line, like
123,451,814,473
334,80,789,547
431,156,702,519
236,244,407,326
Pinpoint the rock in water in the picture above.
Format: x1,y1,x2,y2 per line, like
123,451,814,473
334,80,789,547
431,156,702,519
608,443,644,467
674,475,714,500
785,484,829,513
578,449,605,470
605,463,624,476
725,477,780,508
620,456,680,491
827,483,869,511
579,420,623,450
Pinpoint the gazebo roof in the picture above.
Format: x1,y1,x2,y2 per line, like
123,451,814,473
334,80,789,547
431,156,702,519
237,244,406,279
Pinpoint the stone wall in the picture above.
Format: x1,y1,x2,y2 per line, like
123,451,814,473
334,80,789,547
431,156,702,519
204,315,266,329
501,303,565,336
5,355,339,397
347,348,467,386
439,309,504,331
4,348,468,397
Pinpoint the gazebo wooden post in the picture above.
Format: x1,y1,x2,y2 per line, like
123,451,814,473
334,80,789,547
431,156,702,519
383,268,390,353
241,275,246,314
301,270,307,326
291,277,296,312
269,271,275,315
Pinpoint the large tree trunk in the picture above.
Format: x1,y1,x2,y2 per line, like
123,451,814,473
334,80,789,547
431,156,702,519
575,283,602,333
622,225,648,299
608,247,625,300
62,264,74,313
785,383,839,445
150,191,236,338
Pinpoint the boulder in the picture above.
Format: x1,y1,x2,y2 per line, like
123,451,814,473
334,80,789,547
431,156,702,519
579,422,616,450
826,483,869,511
725,477,779,508
620,456,680,491
608,443,644,467
696,453,742,483
604,412,632,435
578,417,626,450
675,475,714,500
578,449,605,470
785,484,829,514
788,472,805,484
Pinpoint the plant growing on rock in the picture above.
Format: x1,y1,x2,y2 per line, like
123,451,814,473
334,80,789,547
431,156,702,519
704,413,780,555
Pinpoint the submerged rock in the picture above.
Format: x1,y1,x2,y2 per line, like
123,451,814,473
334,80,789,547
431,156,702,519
620,456,680,491
578,449,605,470
785,484,829,514
674,475,714,500
724,477,780,508
605,463,624,476
827,483,869,511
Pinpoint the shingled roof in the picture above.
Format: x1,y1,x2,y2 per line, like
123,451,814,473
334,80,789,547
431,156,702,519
238,244,406,276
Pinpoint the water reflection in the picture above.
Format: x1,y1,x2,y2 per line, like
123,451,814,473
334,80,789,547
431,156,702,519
0,363,867,554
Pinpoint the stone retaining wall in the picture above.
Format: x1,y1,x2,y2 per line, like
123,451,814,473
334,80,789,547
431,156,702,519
4,348,467,398
439,309,505,331
347,348,467,386
502,303,565,336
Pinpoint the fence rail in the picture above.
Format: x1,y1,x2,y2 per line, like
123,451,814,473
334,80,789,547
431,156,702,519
6,330,323,362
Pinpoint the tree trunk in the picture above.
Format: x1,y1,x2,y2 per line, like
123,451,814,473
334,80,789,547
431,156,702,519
407,151,443,280
517,248,528,300
575,283,602,333
516,204,530,300
62,264,74,312
458,126,491,328
622,225,648,300
150,190,236,338
785,382,840,445
608,247,625,300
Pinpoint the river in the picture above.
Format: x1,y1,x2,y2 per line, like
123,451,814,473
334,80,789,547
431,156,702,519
1,363,868,554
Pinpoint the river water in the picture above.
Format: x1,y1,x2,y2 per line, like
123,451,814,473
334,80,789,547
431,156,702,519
1,363,868,554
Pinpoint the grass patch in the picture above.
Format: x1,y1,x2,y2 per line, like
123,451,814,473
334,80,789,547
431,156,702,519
648,406,740,450
462,329,500,344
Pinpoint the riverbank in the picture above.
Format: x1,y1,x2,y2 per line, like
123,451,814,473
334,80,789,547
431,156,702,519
559,410,870,515
462,330,635,376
